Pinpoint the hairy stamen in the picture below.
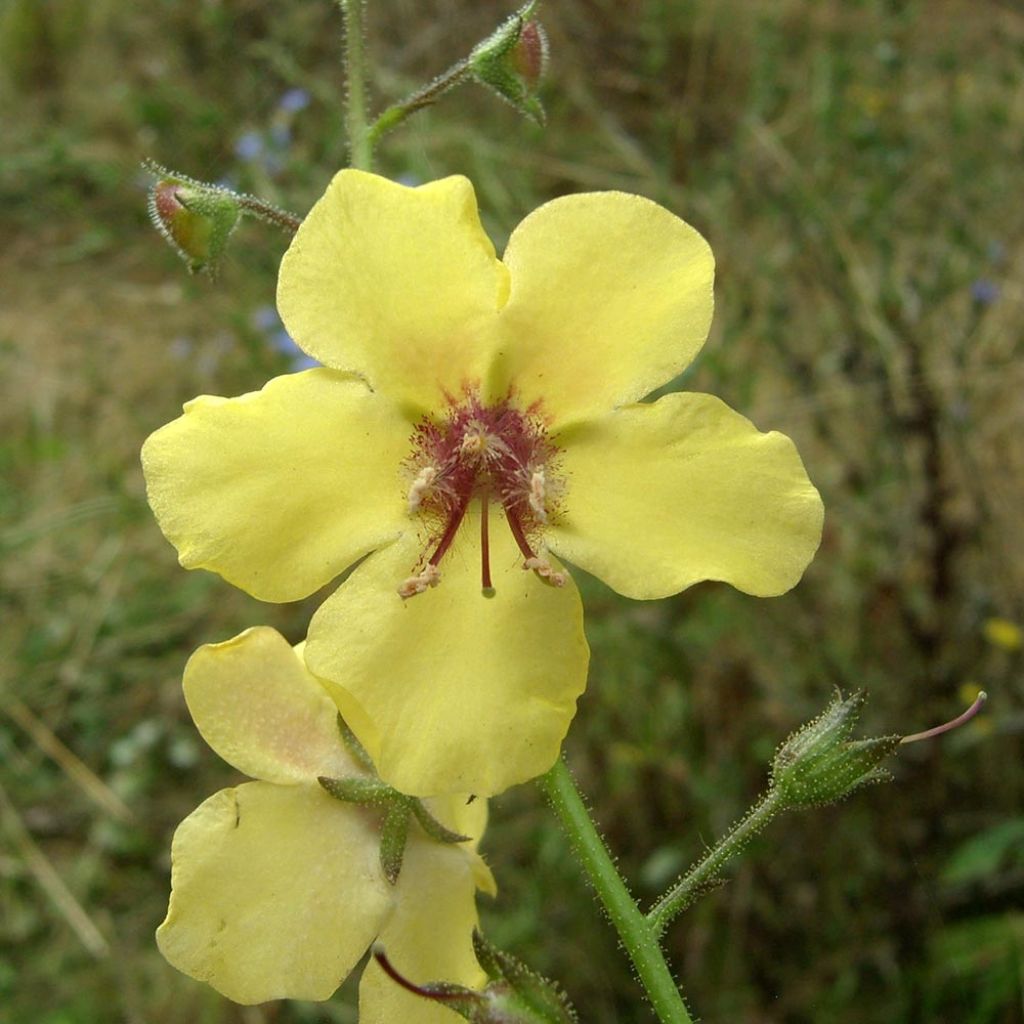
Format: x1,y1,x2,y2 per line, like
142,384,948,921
528,467,548,523
407,465,438,514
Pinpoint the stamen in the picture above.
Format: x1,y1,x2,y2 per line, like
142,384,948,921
503,501,537,561
407,466,438,514
528,468,548,523
429,495,470,568
460,424,489,458
403,394,563,595
398,563,440,598
480,491,494,593
505,502,566,586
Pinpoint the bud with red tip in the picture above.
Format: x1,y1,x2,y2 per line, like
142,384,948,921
469,2,549,125
146,163,241,276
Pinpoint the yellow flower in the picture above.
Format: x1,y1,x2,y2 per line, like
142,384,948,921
982,617,1022,652
157,625,494,1016
142,171,824,797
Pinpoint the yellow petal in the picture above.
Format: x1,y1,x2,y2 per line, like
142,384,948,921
549,392,824,599
488,191,714,428
141,369,409,602
359,837,484,1024
304,520,589,798
277,171,508,415
156,782,390,1004
422,794,498,897
183,626,352,785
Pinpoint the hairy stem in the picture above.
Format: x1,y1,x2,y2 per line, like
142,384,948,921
340,0,372,169
236,195,302,233
367,60,471,145
539,758,695,1024
647,789,783,937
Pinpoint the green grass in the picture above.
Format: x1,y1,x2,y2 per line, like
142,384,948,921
2,0,1023,1021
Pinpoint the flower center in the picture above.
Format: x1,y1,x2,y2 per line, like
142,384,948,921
399,393,566,597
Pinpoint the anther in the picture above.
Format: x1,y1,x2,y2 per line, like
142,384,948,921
528,468,548,523
523,555,567,587
398,564,441,599
460,427,489,459
407,466,438,514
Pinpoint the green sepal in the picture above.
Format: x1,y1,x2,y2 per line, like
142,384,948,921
411,800,471,845
771,692,901,809
335,712,376,773
472,931,578,1023
318,775,394,807
379,802,413,885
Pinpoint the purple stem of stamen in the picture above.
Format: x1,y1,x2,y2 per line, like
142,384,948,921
428,494,470,568
372,947,469,1003
502,500,537,561
480,491,493,590
901,690,988,745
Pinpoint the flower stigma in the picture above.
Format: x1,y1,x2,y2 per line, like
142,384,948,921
399,392,565,597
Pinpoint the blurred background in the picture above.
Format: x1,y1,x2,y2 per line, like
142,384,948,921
1,0,1022,1021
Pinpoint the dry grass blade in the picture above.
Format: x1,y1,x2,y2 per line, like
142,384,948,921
0,777,109,960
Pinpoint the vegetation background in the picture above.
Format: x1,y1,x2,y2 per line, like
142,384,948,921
2,0,1022,1021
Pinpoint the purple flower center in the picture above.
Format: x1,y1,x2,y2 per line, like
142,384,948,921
400,393,564,597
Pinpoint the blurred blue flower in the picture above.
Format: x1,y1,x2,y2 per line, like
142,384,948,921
252,305,279,332
235,131,264,162
272,329,319,371
278,87,311,114
251,306,319,371
970,279,999,306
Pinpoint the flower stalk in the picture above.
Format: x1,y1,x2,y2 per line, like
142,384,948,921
646,790,784,937
367,59,472,145
339,0,372,170
539,758,695,1024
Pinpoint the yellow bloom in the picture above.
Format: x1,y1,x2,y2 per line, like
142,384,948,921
157,626,494,1016
982,617,1022,652
142,171,824,797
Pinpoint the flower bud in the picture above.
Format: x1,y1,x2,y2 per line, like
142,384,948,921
147,168,241,276
373,933,577,1023
469,2,548,125
770,692,900,809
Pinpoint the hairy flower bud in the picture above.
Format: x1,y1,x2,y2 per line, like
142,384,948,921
469,2,548,125
146,166,241,276
770,692,900,809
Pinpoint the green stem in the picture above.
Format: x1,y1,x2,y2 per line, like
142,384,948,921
237,195,301,233
647,789,784,937
539,758,695,1024
367,59,471,146
340,0,372,170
